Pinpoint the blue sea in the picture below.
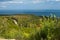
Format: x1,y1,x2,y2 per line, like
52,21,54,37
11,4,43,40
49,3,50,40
0,10,60,17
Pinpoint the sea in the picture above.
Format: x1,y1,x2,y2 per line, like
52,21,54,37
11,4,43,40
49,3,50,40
0,10,60,17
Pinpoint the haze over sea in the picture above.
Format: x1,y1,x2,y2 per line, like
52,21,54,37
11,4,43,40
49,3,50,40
0,10,60,17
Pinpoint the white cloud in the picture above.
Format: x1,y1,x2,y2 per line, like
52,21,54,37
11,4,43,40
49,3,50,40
46,0,60,1
0,4,6,8
8,1,23,4
0,1,24,4
56,0,60,1
0,2,7,8
32,0,40,3
32,0,45,4
0,0,24,8
1,0,60,9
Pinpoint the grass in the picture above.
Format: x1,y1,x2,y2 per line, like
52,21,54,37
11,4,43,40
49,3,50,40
0,14,60,40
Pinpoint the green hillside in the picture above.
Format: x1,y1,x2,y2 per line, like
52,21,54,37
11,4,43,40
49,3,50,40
0,14,60,40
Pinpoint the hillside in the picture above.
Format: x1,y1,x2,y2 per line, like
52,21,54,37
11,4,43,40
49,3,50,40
0,14,60,40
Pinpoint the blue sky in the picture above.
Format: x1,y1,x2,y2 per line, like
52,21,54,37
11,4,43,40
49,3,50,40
0,0,60,10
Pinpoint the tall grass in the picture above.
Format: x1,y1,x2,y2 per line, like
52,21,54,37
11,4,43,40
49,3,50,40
0,14,60,40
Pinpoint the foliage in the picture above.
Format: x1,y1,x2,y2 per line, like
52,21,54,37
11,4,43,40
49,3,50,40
0,14,60,40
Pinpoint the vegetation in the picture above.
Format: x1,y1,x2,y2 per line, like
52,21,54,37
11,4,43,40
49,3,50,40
0,14,60,40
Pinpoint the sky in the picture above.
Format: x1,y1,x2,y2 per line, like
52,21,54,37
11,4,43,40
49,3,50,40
0,0,60,10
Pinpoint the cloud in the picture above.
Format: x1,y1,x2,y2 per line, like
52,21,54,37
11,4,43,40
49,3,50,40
0,0,24,4
0,0,46,9
46,0,60,1
0,0,12,2
32,0,46,4
0,0,24,8
0,0,60,10
32,0,40,3
56,0,60,1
